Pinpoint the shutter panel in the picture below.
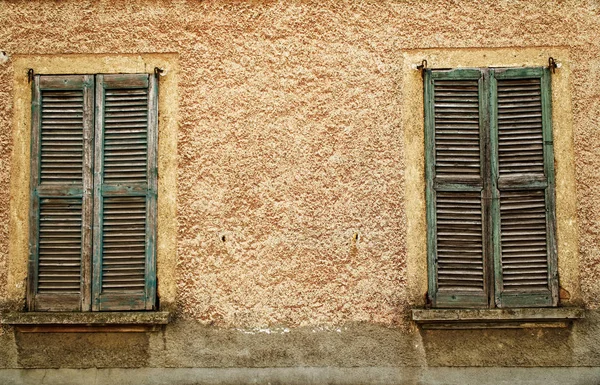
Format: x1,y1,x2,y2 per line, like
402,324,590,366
92,74,158,311
424,69,490,308
28,75,94,311
490,67,558,307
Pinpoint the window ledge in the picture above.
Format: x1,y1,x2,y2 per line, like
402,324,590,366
1,311,171,332
412,308,584,329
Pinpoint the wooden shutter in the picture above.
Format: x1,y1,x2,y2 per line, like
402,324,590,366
424,69,490,308
490,67,558,307
92,74,158,311
28,75,94,311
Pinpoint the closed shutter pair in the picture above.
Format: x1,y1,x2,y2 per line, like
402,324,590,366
28,74,158,311
425,67,558,308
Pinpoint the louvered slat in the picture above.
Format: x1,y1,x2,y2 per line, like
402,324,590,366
40,90,84,184
499,190,549,290
436,191,485,291
433,79,481,179
497,78,544,175
93,74,157,311
29,75,93,311
103,88,148,184
101,197,147,292
37,198,82,293
426,69,488,308
492,68,557,308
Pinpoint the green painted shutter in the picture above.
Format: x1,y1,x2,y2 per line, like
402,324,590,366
28,75,94,311
92,74,158,311
425,69,490,308
490,67,558,307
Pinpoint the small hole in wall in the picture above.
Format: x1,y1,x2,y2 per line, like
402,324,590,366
221,235,226,242
353,233,359,242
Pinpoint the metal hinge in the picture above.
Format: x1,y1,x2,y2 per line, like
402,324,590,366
548,57,559,74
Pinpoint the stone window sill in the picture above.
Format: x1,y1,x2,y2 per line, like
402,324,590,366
1,311,171,332
412,307,584,329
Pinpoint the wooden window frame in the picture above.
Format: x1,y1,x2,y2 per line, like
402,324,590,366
27,73,159,312
424,66,558,309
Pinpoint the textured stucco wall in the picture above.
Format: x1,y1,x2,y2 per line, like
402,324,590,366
1,0,600,372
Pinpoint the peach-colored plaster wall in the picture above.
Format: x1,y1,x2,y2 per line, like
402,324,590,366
0,0,599,327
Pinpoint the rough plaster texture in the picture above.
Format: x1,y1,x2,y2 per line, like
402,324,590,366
8,312,600,369
15,332,150,369
0,0,598,328
0,42,13,306
174,2,407,327
1,0,600,373
146,321,424,368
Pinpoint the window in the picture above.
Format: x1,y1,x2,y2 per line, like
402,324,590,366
424,67,558,308
27,73,158,312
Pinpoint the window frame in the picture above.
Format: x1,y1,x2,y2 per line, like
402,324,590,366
7,55,178,317
26,72,159,312
423,66,558,309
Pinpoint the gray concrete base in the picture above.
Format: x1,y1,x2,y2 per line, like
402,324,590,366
1,367,600,385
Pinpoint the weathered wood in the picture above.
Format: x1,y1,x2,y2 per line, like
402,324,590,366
433,78,481,180
424,69,438,307
480,69,494,308
34,293,81,311
92,74,157,311
38,76,89,90
490,67,557,308
493,67,544,79
434,180,483,191
102,74,149,89
37,198,82,296
430,69,482,80
425,69,488,308
29,73,158,313
100,185,149,195
81,75,94,312
541,67,559,307
145,74,159,310
92,74,105,311
27,76,42,311
35,186,84,197
95,292,147,311
101,196,147,295
497,174,548,190
29,75,93,311
426,67,559,310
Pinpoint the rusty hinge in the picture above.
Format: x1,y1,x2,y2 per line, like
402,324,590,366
548,57,558,74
